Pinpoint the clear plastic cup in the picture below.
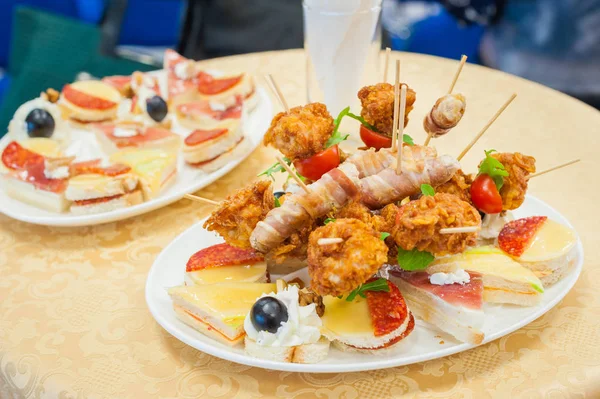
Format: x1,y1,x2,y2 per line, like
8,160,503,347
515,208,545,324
303,0,382,116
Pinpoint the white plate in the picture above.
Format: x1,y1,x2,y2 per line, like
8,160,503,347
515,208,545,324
0,88,272,227
145,195,583,373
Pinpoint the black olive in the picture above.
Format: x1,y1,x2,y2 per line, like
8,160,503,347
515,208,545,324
25,109,55,138
146,95,168,122
250,297,288,333
273,191,286,199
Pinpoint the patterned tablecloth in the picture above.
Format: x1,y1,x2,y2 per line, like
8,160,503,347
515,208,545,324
1,50,599,398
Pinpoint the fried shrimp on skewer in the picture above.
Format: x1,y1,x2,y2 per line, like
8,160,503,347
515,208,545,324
203,180,274,249
358,83,416,136
392,193,481,256
307,219,388,297
436,169,473,205
263,102,334,161
488,152,536,210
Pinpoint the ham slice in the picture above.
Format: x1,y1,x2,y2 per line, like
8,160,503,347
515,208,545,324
360,154,460,208
250,162,360,253
390,269,484,344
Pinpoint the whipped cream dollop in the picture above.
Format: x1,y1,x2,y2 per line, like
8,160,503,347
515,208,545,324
174,60,196,80
43,165,69,180
430,269,470,286
244,285,322,347
113,127,139,138
8,98,69,145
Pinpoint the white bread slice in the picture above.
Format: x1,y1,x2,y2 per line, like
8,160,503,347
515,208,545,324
519,244,577,286
69,189,143,215
2,174,70,212
183,122,244,164
190,137,249,173
244,336,330,363
265,254,308,275
66,173,139,201
174,305,244,346
391,276,484,344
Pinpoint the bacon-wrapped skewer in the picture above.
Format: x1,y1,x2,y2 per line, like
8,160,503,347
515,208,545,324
423,94,466,139
360,154,460,209
250,162,360,253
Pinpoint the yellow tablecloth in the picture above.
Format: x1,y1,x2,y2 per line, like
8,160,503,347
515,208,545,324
1,50,599,398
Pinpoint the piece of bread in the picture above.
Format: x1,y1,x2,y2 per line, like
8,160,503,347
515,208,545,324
188,136,249,173
2,174,70,213
183,122,244,165
174,304,244,347
519,245,577,286
265,254,308,275
69,189,143,215
244,336,330,364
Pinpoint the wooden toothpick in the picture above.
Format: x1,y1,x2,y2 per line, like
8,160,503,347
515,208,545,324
527,159,581,180
383,47,391,83
424,55,468,147
266,74,289,112
457,93,517,161
448,55,468,95
276,156,311,194
318,238,344,246
184,194,220,205
396,84,407,174
391,60,401,152
439,226,481,234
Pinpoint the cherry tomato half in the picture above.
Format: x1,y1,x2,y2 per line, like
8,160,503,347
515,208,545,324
293,145,340,181
470,174,503,214
359,124,392,150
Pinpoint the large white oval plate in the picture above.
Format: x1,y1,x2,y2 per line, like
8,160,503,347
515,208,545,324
0,88,272,227
145,195,583,373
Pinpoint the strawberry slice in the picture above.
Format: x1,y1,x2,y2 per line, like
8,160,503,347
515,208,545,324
185,128,228,146
197,72,243,95
186,243,264,272
63,84,117,110
365,279,411,337
70,160,131,177
498,216,548,257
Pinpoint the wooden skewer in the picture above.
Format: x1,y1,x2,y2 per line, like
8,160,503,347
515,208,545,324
439,226,481,234
184,194,220,205
396,84,407,174
457,93,517,161
424,55,468,147
448,55,468,95
527,159,581,180
318,238,344,246
266,74,289,112
276,155,311,194
383,47,391,83
391,60,401,152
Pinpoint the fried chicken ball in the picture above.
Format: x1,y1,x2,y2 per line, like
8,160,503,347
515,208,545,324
490,152,536,210
436,169,473,205
203,180,274,248
358,83,416,136
263,102,334,161
392,193,481,256
308,219,388,296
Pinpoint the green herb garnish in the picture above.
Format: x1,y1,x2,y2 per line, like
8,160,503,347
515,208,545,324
397,248,435,271
380,232,390,240
403,134,415,146
420,184,435,196
478,149,509,190
258,157,291,180
346,111,378,132
326,107,351,148
323,217,336,225
274,197,281,207
345,278,390,302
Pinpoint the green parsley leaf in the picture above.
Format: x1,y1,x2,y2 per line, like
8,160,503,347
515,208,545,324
258,157,291,180
323,217,336,225
420,184,435,196
346,111,378,132
397,248,435,271
478,149,509,190
403,134,415,146
345,278,390,302
380,232,391,240
274,197,281,207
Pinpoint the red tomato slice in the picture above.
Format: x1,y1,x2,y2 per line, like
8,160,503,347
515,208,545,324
470,174,503,214
293,145,341,181
360,124,392,150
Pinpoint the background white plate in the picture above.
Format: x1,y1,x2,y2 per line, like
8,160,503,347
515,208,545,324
145,195,584,373
0,88,272,227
